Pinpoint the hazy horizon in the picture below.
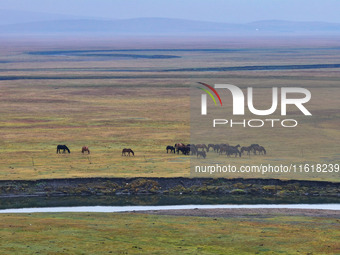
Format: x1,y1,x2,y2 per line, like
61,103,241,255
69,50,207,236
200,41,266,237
1,0,340,24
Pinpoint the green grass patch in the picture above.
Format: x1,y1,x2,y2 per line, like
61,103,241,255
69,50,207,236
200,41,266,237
0,213,339,254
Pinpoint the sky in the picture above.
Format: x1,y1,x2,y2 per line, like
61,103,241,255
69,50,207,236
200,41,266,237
1,0,340,23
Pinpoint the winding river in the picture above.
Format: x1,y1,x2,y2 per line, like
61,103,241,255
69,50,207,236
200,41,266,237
1,203,339,213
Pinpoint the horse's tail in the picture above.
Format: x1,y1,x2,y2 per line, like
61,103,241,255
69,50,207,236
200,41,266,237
130,150,134,156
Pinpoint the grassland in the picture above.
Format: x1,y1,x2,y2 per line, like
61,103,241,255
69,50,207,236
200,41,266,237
0,211,339,254
0,37,339,255
0,37,339,181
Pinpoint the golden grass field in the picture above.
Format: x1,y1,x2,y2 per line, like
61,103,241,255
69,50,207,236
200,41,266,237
0,37,339,181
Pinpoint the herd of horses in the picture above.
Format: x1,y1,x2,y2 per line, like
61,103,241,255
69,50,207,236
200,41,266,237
56,145,134,157
166,143,266,158
56,143,265,159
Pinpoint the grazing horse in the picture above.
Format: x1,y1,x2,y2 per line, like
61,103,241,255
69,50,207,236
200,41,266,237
177,146,190,155
122,148,134,156
226,147,241,157
230,144,240,150
207,144,215,152
81,146,90,154
250,144,260,155
56,145,70,154
213,144,221,153
219,145,228,155
241,146,252,156
197,150,206,159
175,143,186,154
249,144,266,155
189,144,198,155
166,145,175,154
218,144,231,155
257,146,267,155
196,144,208,152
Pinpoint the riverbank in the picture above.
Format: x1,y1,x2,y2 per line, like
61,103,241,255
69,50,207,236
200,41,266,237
0,177,339,198
137,207,340,218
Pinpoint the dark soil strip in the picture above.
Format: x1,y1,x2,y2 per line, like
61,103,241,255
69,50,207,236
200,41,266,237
0,177,339,198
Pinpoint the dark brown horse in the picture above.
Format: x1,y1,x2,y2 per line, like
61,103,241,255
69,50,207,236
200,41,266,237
207,144,215,152
166,145,175,154
56,145,70,154
257,146,266,155
175,143,186,154
218,144,230,155
81,146,90,154
197,150,206,158
250,144,260,155
178,146,190,155
122,148,134,156
226,147,241,157
241,146,252,155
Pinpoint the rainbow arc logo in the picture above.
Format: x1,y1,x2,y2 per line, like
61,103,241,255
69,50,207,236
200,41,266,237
197,82,223,115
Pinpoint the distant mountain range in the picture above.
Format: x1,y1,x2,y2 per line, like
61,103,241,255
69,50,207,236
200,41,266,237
1,9,340,36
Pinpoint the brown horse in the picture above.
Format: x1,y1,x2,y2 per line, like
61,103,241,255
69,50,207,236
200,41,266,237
81,146,90,154
175,143,186,154
122,148,134,156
